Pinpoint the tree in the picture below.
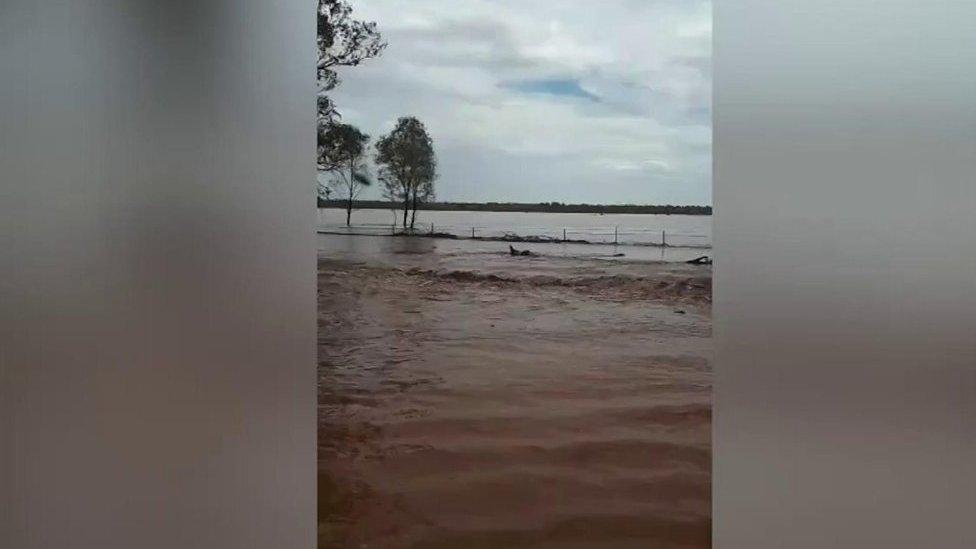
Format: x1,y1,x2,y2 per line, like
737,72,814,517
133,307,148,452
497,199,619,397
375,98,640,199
317,1,384,211
320,124,371,226
378,174,434,231
375,117,437,230
317,0,386,125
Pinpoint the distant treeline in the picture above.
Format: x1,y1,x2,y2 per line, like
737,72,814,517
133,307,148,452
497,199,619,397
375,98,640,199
318,199,712,215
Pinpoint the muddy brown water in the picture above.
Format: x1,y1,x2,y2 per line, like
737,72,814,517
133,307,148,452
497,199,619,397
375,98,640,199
318,236,711,548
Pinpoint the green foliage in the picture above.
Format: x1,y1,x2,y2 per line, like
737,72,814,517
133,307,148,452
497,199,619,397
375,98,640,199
320,123,371,225
318,123,369,173
316,1,385,216
317,0,386,124
375,117,437,228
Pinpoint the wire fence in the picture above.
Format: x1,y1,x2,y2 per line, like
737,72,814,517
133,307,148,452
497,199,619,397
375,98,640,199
318,222,711,248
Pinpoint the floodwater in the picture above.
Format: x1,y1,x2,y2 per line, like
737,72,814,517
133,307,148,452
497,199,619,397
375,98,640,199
317,208,712,249
318,233,711,548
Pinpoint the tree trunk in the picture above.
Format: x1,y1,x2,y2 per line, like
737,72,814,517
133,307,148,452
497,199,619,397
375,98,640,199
346,161,354,227
410,188,418,230
402,191,409,229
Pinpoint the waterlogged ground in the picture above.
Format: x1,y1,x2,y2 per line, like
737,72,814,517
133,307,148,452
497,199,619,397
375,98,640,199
318,234,711,548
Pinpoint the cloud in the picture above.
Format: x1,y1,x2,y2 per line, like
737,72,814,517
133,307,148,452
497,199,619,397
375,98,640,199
592,158,676,173
330,0,711,205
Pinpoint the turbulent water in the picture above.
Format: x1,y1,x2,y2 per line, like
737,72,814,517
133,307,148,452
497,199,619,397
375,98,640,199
318,234,711,548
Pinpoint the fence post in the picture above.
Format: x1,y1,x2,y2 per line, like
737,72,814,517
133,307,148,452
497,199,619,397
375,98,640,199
614,226,618,244
471,227,475,238
563,228,566,242
662,230,666,247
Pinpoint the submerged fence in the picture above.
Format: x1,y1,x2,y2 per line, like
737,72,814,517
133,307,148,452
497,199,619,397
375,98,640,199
318,222,711,248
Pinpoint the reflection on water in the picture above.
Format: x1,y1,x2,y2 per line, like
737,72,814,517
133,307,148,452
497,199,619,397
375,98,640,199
318,236,711,548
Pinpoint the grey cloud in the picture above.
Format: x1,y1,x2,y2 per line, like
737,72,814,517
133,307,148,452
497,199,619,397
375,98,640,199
383,19,537,70
330,0,712,205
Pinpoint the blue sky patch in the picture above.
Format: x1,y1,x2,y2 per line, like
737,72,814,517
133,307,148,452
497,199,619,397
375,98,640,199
503,78,601,102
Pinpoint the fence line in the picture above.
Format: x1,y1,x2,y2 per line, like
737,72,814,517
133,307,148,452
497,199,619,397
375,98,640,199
319,224,709,237
318,222,711,248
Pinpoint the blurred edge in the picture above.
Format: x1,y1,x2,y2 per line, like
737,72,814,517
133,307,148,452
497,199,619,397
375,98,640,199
714,1,975,548
1,2,316,548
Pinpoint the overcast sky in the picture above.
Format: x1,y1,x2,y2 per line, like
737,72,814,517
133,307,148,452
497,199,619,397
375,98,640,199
329,0,711,205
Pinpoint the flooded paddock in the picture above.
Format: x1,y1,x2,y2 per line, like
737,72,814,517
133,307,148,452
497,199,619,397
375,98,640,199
318,234,711,548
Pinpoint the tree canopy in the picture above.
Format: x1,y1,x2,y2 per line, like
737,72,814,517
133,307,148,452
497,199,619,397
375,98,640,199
320,123,371,225
318,123,369,173
375,117,437,229
317,0,386,124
